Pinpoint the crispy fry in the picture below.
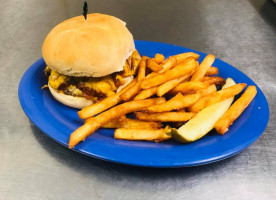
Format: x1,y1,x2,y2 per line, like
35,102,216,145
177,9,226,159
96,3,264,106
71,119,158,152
189,83,247,113
155,53,165,64
141,57,196,89
102,117,162,129
146,93,200,113
142,56,150,61
135,111,195,122
114,128,171,141
146,59,163,72
202,76,226,86
173,52,200,64
134,87,157,100
171,81,209,94
156,75,188,97
131,50,142,74
206,67,218,76
137,60,146,81
215,86,257,134
191,54,215,81
160,56,177,72
69,97,166,148
120,79,143,101
78,79,137,119
196,84,217,97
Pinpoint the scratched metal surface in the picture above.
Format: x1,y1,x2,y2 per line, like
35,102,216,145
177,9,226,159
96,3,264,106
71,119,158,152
0,0,275,199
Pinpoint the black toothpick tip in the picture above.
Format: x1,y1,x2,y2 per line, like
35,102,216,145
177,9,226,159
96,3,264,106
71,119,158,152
83,1,88,20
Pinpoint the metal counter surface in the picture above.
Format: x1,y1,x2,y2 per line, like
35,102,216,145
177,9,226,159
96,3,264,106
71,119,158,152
0,0,275,199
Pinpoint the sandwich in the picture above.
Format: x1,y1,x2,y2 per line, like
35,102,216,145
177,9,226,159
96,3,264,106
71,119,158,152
42,13,141,109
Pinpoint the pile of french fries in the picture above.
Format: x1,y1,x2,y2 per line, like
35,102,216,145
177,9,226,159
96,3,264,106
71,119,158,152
68,52,257,148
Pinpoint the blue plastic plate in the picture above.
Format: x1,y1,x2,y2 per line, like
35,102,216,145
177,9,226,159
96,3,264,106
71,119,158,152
18,41,269,167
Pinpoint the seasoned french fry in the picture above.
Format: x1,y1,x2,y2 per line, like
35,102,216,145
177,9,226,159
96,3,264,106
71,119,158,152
141,58,196,89
155,53,165,64
134,87,157,100
189,83,247,113
137,60,146,81
102,117,162,129
196,84,217,97
191,54,215,81
78,79,137,119
160,56,177,72
120,79,143,101
206,67,219,76
157,75,188,97
135,111,195,122
215,86,257,134
202,76,226,86
171,81,209,94
69,97,166,148
146,93,200,113
142,56,150,61
146,59,163,72
173,52,200,64
114,128,171,141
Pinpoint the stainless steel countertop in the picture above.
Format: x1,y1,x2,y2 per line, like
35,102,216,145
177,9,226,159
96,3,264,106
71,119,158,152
1,0,275,199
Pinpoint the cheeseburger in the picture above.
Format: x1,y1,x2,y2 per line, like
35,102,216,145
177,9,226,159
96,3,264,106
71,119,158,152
42,13,141,109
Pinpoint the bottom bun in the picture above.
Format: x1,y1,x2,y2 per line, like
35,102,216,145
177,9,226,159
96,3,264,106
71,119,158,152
48,84,94,109
48,76,133,109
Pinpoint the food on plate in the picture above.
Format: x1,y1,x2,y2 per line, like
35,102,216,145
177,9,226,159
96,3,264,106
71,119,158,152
141,57,196,89
146,92,201,113
114,128,171,141
206,67,219,76
154,53,165,64
156,76,188,97
65,46,257,147
189,83,246,112
69,97,166,148
42,13,140,109
134,87,157,100
215,85,257,134
146,59,163,72
102,116,162,129
135,111,195,122
201,76,226,86
191,54,215,81
170,81,209,94
173,52,200,64
167,78,236,142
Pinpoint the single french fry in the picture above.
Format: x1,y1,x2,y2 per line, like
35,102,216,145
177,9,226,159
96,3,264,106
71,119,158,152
160,56,177,72
191,54,215,81
189,83,247,113
69,97,166,148
202,76,226,86
135,111,195,122
146,59,163,72
173,52,200,64
137,60,146,81
146,92,200,113
120,79,143,101
196,84,217,97
157,75,189,97
134,87,157,100
206,67,219,76
78,79,137,119
114,128,171,141
102,117,162,129
141,57,196,89
155,53,165,64
146,72,159,78
170,81,209,94
215,86,257,134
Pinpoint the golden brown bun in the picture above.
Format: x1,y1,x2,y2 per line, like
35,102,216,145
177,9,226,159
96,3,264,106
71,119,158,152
42,13,135,77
